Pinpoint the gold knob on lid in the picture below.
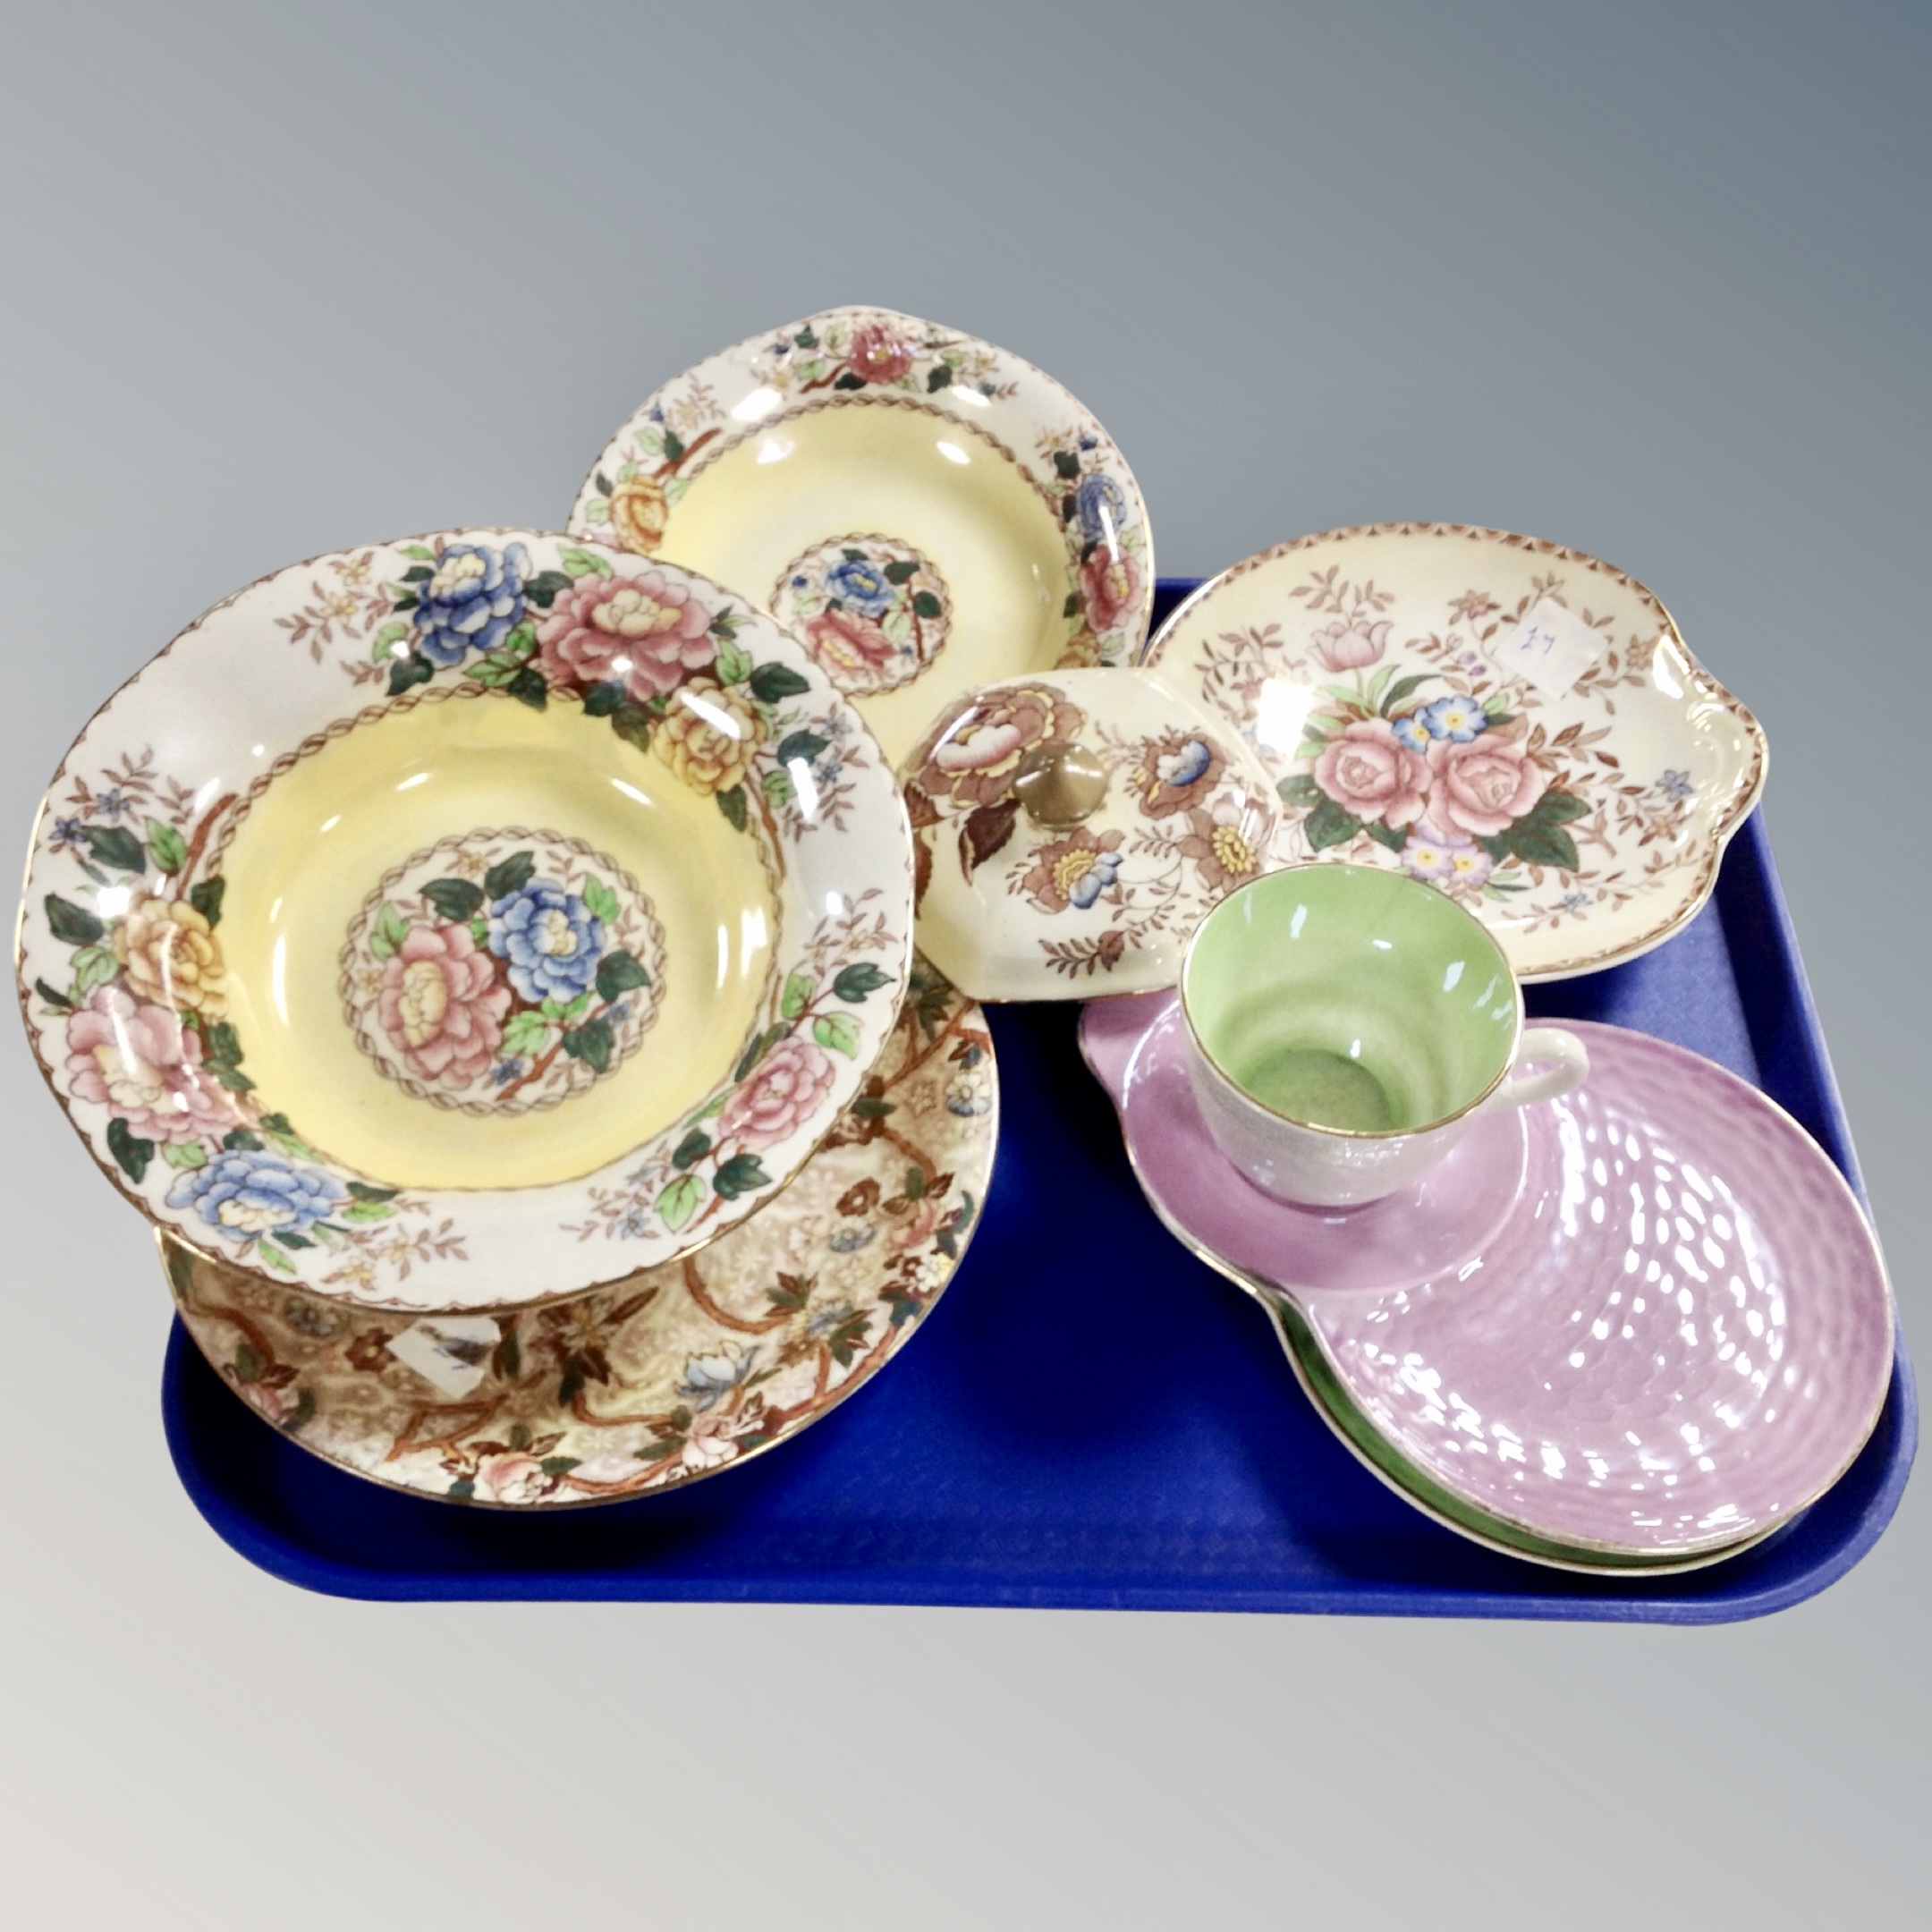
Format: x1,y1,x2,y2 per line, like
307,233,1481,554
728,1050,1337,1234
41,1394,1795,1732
1012,741,1109,827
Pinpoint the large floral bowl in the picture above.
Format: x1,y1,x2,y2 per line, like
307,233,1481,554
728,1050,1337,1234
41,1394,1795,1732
1141,523,1767,979
17,532,913,1313
565,306,1154,767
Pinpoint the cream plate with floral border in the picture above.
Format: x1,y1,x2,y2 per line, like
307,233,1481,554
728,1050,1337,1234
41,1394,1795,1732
17,531,913,1314
1140,524,1767,979
902,667,1280,1000
162,961,994,1507
566,306,1155,767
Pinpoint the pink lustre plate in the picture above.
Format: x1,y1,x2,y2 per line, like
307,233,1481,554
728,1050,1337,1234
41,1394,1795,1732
162,960,995,1508
1140,524,1767,980
1081,998,1894,1562
16,532,913,1315
565,306,1154,767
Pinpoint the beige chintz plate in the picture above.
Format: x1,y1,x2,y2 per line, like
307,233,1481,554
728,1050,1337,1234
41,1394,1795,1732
566,306,1154,767
164,961,994,1507
1141,524,1767,980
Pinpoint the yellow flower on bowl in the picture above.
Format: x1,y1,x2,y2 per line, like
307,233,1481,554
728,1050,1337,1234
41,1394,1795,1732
114,894,228,1018
608,473,670,555
657,679,763,796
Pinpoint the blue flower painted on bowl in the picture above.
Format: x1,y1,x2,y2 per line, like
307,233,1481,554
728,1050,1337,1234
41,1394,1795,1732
678,1345,758,1411
824,555,894,617
1070,848,1124,910
413,542,530,667
1074,472,1128,544
1419,694,1487,742
1156,737,1214,789
1391,715,1433,755
488,881,605,1004
1657,768,1694,802
167,1149,345,1241
829,1225,876,1252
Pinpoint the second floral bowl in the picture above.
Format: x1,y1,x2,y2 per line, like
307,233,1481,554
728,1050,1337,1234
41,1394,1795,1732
16,531,914,1314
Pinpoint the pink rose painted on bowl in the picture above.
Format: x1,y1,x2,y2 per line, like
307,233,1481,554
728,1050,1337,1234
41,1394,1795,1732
1081,543,1140,635
1427,735,1549,839
64,985,239,1144
1312,719,1430,828
377,923,512,1089
720,1036,838,1151
806,606,895,677
1312,616,1391,672
847,324,914,385
537,572,716,702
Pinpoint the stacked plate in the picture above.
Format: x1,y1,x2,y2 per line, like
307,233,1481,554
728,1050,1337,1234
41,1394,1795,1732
14,306,1894,1563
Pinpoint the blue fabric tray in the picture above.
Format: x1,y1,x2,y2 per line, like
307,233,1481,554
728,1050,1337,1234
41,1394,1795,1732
161,581,1915,1620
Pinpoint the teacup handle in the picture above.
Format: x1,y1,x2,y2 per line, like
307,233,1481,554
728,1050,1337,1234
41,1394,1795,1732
1493,1026,1589,1111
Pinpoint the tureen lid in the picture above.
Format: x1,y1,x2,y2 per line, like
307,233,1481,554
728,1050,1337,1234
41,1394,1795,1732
902,667,1280,1001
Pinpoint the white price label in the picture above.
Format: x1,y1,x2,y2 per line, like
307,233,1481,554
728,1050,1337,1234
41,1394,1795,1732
387,1316,501,1399
1498,595,1605,699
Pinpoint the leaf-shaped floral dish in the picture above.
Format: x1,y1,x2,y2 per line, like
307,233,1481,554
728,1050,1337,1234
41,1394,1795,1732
17,532,912,1314
1140,524,1767,979
161,960,993,1506
566,306,1154,768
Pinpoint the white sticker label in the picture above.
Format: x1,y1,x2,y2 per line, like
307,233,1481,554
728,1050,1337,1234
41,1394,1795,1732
1497,595,1605,699
387,1316,501,1400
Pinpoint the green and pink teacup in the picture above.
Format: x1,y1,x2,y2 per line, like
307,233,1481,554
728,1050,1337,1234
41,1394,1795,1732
1180,864,1589,1208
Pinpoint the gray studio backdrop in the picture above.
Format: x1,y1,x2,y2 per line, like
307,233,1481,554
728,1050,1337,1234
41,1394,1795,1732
2,3,1926,1926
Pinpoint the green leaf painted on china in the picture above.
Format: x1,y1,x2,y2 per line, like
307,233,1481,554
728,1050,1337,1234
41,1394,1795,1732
713,1153,772,1200
46,894,104,946
507,666,548,710
748,663,811,704
189,877,225,928
370,619,411,663
595,950,651,1004
370,902,411,962
903,1164,927,1199
254,1240,294,1275
80,824,147,873
211,1065,256,1093
1504,823,1580,872
581,681,626,717
559,546,613,580
1378,673,1434,716
779,972,814,1020
775,730,827,767
1053,449,1081,480
662,428,686,462
222,1128,263,1151
161,1140,208,1171
34,978,73,1011
339,1200,396,1225
911,591,943,620
1302,796,1362,852
832,962,893,1004
482,850,536,902
812,1012,860,1058
716,785,749,833
657,1173,704,1232
611,705,654,753
146,819,188,874
106,1115,153,1185
582,877,620,924
714,637,753,686
501,1010,549,1058
844,1096,892,1118
421,877,485,923
521,569,574,610
1528,790,1590,826
594,472,614,497
562,1018,614,1073
761,768,793,807
1063,591,1082,619
388,649,435,697
672,1128,711,1170
271,1229,314,1250
1364,820,1407,853
233,1342,262,1384
833,371,867,391
883,559,919,585
1278,774,1322,806
734,1024,782,1082
398,544,437,563
72,945,118,998
400,564,434,583
927,364,952,392
345,1182,398,1203
391,590,419,614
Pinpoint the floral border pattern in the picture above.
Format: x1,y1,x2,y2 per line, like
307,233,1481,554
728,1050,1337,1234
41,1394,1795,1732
166,960,994,1507
17,531,914,1314
565,305,1155,672
1141,523,1767,981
